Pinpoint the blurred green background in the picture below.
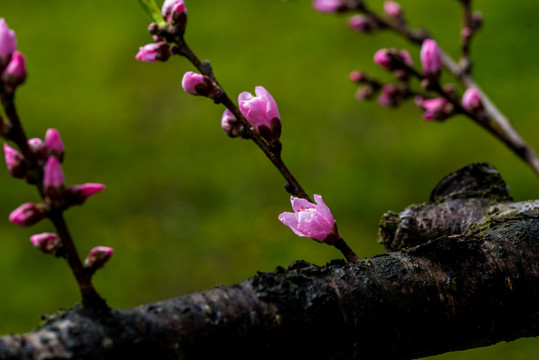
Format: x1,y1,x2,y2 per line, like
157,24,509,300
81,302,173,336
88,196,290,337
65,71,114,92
1,0,538,358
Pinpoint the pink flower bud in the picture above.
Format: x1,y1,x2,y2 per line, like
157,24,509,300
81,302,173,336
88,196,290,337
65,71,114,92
238,86,281,142
347,14,377,33
9,202,46,226
221,109,242,138
135,42,170,63
420,39,443,78
84,246,114,271
384,1,402,19
1,51,26,88
45,128,64,160
418,97,453,121
374,49,392,70
349,71,365,83
378,83,400,108
162,0,186,21
43,156,65,188
312,0,348,13
181,71,216,97
461,88,484,115
279,194,338,244
66,183,105,205
30,232,62,255
3,143,26,178
0,19,16,66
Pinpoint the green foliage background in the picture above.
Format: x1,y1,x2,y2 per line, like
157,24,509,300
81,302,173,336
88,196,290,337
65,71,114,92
1,1,538,358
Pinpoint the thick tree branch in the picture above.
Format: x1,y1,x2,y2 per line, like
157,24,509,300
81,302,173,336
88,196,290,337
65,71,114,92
1,163,538,360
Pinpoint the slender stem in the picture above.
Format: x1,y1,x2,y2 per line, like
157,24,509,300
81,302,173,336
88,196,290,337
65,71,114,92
48,210,107,309
172,36,359,261
0,88,108,309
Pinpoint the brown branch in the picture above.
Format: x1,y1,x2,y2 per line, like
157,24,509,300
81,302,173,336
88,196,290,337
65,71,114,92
0,163,538,359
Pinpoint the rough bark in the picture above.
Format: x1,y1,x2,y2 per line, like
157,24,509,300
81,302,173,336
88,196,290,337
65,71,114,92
0,163,538,360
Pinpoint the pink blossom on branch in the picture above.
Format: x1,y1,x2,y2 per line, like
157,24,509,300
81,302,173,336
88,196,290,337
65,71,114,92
278,194,338,244
3,143,26,179
84,246,114,271
9,202,46,226
162,0,186,21
1,50,26,88
43,156,65,189
461,88,483,113
181,71,216,97
45,128,65,160
420,39,443,78
30,232,62,255
312,0,348,13
0,18,16,66
238,86,281,142
66,183,106,205
384,1,402,19
417,97,453,121
135,42,170,63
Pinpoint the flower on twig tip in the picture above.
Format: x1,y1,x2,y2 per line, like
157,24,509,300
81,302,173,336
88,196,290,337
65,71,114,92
9,202,46,226
0,19,16,66
181,71,217,98
312,0,349,13
3,143,26,179
30,233,62,256
278,194,339,244
1,51,26,89
221,109,242,138
45,128,64,161
461,88,483,113
66,183,105,206
135,42,170,63
84,246,114,273
238,86,281,143
420,39,442,79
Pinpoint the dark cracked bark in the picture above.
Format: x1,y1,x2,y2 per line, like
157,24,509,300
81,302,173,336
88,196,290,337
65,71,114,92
0,163,538,360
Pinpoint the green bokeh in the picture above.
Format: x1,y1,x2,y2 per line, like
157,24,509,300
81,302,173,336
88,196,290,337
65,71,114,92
0,0,538,358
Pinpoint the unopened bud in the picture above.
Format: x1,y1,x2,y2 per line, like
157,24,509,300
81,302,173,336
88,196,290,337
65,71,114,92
66,183,105,206
0,19,16,67
1,51,26,89
30,232,63,256
181,71,217,97
461,87,483,113
9,202,46,226
43,156,65,203
45,128,64,161
420,39,443,79
384,1,402,19
347,14,377,33
135,42,170,63
221,109,242,138
84,246,114,273
418,97,454,121
3,143,26,178
378,83,401,108
312,0,350,13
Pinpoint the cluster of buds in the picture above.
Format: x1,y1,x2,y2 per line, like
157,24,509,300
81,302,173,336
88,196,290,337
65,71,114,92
0,19,26,93
135,0,187,63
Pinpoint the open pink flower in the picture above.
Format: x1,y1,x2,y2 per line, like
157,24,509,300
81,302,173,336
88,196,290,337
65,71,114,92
279,194,337,243
238,86,281,141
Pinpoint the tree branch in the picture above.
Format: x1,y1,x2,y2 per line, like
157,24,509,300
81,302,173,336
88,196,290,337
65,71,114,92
1,163,538,360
